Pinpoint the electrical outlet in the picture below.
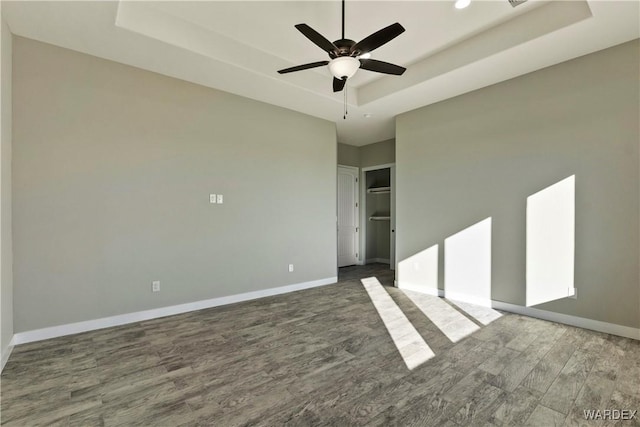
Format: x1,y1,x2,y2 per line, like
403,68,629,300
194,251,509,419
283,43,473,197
210,194,217,204
152,281,160,292
288,264,294,272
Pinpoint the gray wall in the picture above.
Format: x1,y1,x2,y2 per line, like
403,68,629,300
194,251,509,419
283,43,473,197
13,37,337,332
338,139,395,169
337,143,360,167
360,139,395,168
0,10,13,360
396,40,639,328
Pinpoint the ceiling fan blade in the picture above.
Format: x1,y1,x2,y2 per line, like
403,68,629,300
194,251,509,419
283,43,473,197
278,61,329,74
351,23,405,55
359,59,406,75
295,24,338,54
333,77,347,92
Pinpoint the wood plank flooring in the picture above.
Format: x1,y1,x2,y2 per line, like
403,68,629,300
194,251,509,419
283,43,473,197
1,264,639,426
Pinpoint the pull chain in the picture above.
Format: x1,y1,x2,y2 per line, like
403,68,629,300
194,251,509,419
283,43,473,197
343,80,348,120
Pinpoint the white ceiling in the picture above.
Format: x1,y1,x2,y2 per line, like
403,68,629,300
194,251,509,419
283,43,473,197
4,1,639,146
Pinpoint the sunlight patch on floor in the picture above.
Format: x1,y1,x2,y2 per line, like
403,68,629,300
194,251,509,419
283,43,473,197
401,289,480,343
361,277,435,370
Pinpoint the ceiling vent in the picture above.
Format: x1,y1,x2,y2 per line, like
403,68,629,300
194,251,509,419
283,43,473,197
508,0,528,7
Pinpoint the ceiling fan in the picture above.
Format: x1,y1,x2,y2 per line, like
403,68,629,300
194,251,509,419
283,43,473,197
277,0,406,93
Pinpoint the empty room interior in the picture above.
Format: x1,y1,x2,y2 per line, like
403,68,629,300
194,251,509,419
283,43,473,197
0,0,639,425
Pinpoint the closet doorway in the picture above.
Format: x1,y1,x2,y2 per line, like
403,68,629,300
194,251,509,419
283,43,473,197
361,164,395,270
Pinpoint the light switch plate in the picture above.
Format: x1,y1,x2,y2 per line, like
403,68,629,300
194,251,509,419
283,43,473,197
210,194,217,204
152,281,160,292
217,194,224,204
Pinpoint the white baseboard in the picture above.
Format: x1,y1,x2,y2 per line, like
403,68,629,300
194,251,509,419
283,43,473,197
1,340,14,372
12,276,338,346
397,281,444,297
395,286,639,341
366,258,390,265
445,291,492,308
491,300,640,341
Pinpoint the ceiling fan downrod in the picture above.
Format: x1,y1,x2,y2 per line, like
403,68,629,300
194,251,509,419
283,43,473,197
341,0,345,40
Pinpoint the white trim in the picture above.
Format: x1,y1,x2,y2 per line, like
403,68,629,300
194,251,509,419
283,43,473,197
361,163,396,172
491,300,640,341
12,277,337,346
360,169,366,264
397,281,444,297
337,164,359,173
445,292,492,308
390,165,396,269
1,339,14,372
366,258,390,264
360,162,396,269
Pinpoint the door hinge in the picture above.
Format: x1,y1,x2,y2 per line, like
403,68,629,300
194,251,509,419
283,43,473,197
356,253,358,258
356,227,359,232
356,177,358,183
355,202,358,207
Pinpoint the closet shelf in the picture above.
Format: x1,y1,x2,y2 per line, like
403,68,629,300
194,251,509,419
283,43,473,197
367,186,391,194
369,216,391,221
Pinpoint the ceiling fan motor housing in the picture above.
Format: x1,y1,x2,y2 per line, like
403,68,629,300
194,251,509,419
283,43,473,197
331,39,358,58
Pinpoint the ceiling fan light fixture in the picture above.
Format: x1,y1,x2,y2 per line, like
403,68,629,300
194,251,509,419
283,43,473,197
328,57,360,80
277,0,406,95
455,0,471,9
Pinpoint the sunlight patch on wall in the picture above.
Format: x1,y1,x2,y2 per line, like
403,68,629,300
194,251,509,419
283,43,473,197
361,277,435,370
526,175,575,306
402,289,480,342
397,244,439,295
444,218,492,307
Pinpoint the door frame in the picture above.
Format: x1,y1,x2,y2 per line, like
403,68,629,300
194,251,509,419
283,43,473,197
337,165,360,268
360,163,396,271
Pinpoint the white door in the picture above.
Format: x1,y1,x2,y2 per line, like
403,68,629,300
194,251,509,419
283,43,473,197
337,166,359,267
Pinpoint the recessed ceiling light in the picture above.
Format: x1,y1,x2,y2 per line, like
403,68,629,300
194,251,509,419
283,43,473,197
364,113,373,118
455,0,471,9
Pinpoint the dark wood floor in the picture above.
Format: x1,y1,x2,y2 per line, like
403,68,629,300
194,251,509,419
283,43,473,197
1,264,639,426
